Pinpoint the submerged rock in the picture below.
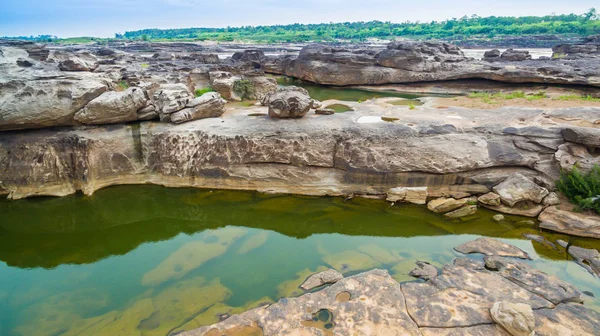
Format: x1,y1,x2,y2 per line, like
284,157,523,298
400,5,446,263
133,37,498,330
490,301,535,336
409,261,438,280
556,240,600,277
454,237,531,259
300,268,344,291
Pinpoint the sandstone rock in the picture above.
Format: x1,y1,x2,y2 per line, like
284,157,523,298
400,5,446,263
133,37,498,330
74,87,147,125
490,301,535,336
16,58,34,67
556,240,600,277
542,192,561,206
153,83,193,116
555,142,600,174
478,192,502,206
264,86,314,119
444,204,477,218
299,268,343,291
409,261,438,280
427,197,468,213
49,50,99,71
534,303,600,336
137,104,158,121
454,237,531,259
481,202,545,218
181,269,422,336
500,49,532,61
483,49,501,61
387,187,428,205
453,257,485,270
209,71,243,101
484,256,583,304
170,92,226,124
493,173,549,207
539,206,600,238
562,126,600,148
493,214,505,222
247,76,278,101
315,108,335,115
523,234,557,250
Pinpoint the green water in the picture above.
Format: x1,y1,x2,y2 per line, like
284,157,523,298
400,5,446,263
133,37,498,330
324,103,353,113
277,76,434,102
0,185,599,336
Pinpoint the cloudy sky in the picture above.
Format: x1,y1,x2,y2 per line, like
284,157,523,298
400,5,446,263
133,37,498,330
1,0,598,38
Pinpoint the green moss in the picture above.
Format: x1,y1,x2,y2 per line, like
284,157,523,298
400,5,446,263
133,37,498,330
140,63,149,68
117,81,129,91
554,94,600,102
194,87,214,97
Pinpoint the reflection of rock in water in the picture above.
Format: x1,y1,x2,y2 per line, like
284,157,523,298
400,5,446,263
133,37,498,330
237,232,269,254
141,227,246,286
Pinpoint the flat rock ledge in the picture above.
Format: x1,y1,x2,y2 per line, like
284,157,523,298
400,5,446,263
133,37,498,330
181,255,599,336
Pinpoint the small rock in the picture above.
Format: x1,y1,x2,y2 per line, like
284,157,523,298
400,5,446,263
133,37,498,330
478,192,502,206
427,197,468,213
493,214,505,222
386,187,428,205
409,261,438,280
542,192,561,206
315,108,335,115
493,173,549,207
300,268,344,291
490,301,535,336
444,205,477,219
523,234,556,250
454,237,531,259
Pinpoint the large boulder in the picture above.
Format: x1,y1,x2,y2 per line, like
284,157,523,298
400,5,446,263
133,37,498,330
562,127,600,148
152,83,193,119
170,92,227,124
74,87,148,125
377,41,467,72
387,187,428,205
490,301,535,336
263,86,317,119
492,173,549,207
500,49,532,61
539,206,600,239
48,50,99,71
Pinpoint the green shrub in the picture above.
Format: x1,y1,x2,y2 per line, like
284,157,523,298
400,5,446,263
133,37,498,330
194,87,214,97
233,80,255,100
557,165,600,214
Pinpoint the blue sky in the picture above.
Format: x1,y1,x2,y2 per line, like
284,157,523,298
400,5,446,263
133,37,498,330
1,0,598,38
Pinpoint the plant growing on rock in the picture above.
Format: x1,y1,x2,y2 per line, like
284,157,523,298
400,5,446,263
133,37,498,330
194,87,214,97
233,80,255,100
557,165,600,214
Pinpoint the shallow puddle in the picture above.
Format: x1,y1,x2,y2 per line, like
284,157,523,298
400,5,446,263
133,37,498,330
389,99,424,106
325,104,353,113
0,185,599,336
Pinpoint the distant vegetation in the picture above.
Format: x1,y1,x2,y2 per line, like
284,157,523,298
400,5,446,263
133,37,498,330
3,9,599,44
558,165,600,214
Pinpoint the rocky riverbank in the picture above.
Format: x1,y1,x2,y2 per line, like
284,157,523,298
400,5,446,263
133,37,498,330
181,237,600,336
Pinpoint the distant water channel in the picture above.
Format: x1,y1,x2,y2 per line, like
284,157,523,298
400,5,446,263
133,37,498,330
0,186,598,336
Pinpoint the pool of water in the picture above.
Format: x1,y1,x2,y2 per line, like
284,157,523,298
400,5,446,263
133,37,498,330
0,185,599,336
277,76,436,102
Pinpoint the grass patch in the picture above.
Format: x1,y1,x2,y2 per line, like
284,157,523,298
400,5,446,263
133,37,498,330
554,94,600,102
467,91,547,104
140,63,149,68
116,81,129,91
557,165,600,214
194,87,214,97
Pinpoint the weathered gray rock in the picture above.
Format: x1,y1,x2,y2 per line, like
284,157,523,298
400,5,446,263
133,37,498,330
500,49,532,61
542,192,561,206
49,50,99,71
136,104,158,121
453,257,485,270
562,126,600,148
181,269,422,336
484,256,583,305
263,86,315,119
170,92,227,124
539,206,600,239
556,240,600,277
490,301,535,336
444,204,477,218
74,87,148,125
209,71,243,101
427,197,468,213
523,234,557,250
153,83,193,116
481,202,545,218
484,49,502,61
454,238,531,259
493,173,549,207
478,192,502,206
387,187,428,205
409,261,438,280
534,303,600,336
299,268,344,291
555,142,600,174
